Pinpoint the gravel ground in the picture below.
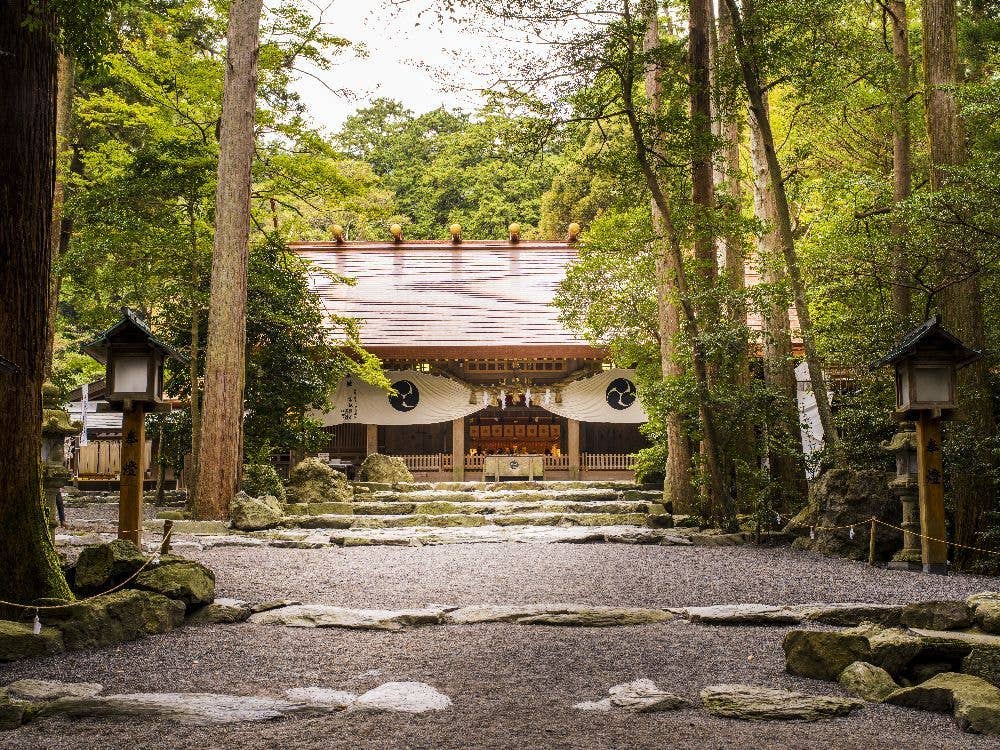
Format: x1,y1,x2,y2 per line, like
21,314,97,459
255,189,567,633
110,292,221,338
13,509,996,749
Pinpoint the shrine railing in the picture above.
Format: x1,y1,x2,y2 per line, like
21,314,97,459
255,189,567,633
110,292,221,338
583,453,637,471
399,454,444,472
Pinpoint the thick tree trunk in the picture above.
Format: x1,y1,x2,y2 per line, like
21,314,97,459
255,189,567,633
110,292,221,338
187,276,201,511
889,0,912,324
724,0,838,460
749,103,807,502
0,0,74,606
194,0,264,520
921,0,995,560
644,3,696,514
689,0,716,284
43,53,75,380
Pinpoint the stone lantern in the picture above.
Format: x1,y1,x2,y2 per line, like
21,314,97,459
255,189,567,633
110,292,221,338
41,382,82,539
82,308,185,545
881,426,920,570
875,316,981,574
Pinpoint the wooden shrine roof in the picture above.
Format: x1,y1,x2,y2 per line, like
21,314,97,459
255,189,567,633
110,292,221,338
290,240,603,358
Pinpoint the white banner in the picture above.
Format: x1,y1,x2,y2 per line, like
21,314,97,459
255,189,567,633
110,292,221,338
318,371,483,426
540,368,647,424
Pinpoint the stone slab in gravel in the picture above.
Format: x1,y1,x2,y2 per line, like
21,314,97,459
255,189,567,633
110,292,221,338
351,682,451,713
38,692,311,725
885,672,1000,735
4,680,103,701
683,604,801,625
700,684,864,721
325,525,691,547
186,598,252,626
283,688,356,710
607,678,689,712
248,605,453,630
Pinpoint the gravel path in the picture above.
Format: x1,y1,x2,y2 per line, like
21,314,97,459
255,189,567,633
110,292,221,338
8,529,998,749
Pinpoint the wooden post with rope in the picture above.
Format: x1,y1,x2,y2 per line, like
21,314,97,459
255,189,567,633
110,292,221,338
868,517,877,566
916,411,948,574
119,401,146,547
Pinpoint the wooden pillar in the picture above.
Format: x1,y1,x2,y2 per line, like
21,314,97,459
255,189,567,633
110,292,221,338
452,418,465,481
568,418,581,479
916,412,948,574
365,424,378,456
119,401,146,547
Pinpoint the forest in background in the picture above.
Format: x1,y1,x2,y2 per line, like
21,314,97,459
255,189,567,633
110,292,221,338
37,0,1000,570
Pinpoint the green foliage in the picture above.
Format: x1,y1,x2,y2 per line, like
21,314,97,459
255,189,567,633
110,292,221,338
632,443,665,486
241,462,286,502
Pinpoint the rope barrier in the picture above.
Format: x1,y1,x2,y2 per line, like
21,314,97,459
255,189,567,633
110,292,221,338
808,516,1000,557
0,525,174,613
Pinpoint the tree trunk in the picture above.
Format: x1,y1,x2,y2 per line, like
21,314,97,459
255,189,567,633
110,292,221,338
889,0,912,324
749,101,807,502
43,53,75,380
921,0,995,561
0,0,74,606
194,0,264,520
723,0,838,460
187,267,201,511
689,0,716,284
644,2,696,515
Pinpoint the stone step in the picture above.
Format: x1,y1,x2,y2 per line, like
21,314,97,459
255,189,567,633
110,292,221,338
286,500,653,517
285,511,652,530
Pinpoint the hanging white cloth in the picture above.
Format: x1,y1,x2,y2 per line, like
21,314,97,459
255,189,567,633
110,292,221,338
540,368,647,424
317,370,482,426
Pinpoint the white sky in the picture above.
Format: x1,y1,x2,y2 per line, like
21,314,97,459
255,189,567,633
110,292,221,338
291,0,504,134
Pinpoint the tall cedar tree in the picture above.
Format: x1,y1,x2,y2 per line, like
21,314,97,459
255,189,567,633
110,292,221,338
195,0,265,519
921,0,996,560
0,0,75,604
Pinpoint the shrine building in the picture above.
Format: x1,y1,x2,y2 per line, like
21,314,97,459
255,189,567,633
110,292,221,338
293,228,648,481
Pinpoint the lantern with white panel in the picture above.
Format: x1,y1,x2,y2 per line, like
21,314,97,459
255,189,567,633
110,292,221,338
875,316,981,574
82,309,186,546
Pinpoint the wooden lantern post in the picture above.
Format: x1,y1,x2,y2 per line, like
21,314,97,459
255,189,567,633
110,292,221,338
82,309,186,548
875,316,981,575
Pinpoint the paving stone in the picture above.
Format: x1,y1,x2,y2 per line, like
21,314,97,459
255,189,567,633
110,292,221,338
38,692,310,725
684,604,801,625
4,679,103,701
700,684,863,721
607,679,688,712
351,682,451,713
248,605,451,630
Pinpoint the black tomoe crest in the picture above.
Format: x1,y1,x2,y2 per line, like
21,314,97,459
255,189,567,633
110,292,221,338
605,378,637,410
389,380,420,412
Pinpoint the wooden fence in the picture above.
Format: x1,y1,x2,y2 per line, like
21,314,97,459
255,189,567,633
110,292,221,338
398,453,634,474
583,453,636,471
76,439,153,479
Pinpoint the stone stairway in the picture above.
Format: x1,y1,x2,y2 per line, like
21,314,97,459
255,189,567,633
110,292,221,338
282,480,670,531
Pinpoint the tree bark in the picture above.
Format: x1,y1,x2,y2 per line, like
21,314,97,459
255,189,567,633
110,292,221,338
194,0,264,520
921,0,995,560
644,2,696,515
0,0,74,606
749,100,807,502
689,0,716,284
723,0,838,460
889,0,912,324
43,52,75,381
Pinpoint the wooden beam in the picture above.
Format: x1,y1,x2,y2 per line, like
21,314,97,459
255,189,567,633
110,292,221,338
365,424,378,456
452,418,464,481
119,401,146,546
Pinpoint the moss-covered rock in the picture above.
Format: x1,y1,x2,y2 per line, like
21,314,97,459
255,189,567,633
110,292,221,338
47,590,184,650
838,661,899,702
357,454,413,485
286,458,353,504
73,539,147,593
134,559,215,611
969,593,1000,635
230,491,283,531
241,462,286,503
901,600,973,630
0,620,64,662
885,672,1000,735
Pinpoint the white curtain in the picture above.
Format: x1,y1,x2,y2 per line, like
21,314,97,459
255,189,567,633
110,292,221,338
539,368,647,424
317,370,482,426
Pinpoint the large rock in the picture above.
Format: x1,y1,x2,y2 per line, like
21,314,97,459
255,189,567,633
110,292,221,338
356,453,413,485
73,539,146,592
700,684,863,721
286,458,353,504
838,661,899,702
46,589,184,650
796,603,904,628
134,559,215,611
229,492,283,532
607,679,688,712
0,620,63,662
964,647,1000,688
187,598,252,626
782,629,874,681
968,593,1000,635
885,672,1000,735
785,468,901,561
901,600,973,631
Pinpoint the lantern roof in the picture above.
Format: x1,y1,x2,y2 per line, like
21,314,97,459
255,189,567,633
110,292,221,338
81,308,187,364
874,315,981,369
